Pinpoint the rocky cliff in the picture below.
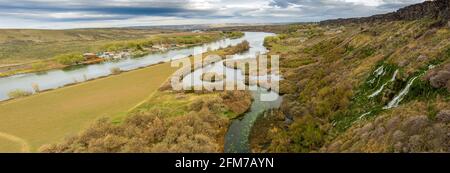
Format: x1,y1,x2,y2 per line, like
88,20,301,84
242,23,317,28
321,0,450,25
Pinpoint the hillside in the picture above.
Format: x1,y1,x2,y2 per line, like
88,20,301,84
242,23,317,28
250,0,450,153
321,0,449,25
0,28,175,64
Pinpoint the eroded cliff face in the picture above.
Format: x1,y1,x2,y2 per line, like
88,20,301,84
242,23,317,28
321,0,450,25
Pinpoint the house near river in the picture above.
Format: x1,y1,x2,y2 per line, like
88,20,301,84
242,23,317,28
81,51,131,64
95,52,132,60
82,53,104,64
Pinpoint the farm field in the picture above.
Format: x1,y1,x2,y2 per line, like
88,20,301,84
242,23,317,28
0,62,177,152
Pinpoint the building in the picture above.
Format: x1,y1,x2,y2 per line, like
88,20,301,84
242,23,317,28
83,53,98,60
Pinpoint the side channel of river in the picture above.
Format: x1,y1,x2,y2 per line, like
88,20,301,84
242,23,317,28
180,32,283,153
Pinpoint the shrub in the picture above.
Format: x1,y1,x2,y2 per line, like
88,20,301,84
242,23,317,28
189,99,204,112
201,72,225,82
31,62,47,71
31,83,40,93
233,40,250,53
109,67,122,75
361,46,375,57
8,89,32,99
264,36,280,47
55,53,85,65
223,31,244,39
40,105,229,153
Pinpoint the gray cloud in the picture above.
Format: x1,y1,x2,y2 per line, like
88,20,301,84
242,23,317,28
0,0,425,29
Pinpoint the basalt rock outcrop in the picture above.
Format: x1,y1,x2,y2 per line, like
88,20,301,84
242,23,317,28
321,0,450,25
425,62,450,92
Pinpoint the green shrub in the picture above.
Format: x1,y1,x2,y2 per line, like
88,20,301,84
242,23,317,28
357,46,375,59
444,47,450,59
31,62,47,71
55,53,85,65
32,83,40,93
223,31,244,39
264,36,280,47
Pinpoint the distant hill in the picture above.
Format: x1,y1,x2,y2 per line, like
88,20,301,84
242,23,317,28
0,28,176,64
129,23,281,31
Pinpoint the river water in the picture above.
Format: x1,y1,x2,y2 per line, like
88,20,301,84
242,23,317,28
179,32,283,153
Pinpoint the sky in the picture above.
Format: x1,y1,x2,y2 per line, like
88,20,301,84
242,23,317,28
0,0,425,29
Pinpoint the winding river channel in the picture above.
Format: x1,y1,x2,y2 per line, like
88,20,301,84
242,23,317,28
0,32,283,153
180,32,283,153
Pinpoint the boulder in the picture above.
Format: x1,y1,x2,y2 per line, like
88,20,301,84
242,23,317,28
320,0,450,25
436,110,450,123
417,55,428,62
398,60,409,67
430,71,450,88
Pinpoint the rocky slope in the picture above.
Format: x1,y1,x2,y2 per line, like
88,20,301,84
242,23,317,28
250,0,450,153
321,0,450,25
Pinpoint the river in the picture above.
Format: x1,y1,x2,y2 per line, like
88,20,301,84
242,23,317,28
180,32,283,153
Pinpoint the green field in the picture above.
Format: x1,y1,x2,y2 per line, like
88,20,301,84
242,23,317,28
0,62,177,152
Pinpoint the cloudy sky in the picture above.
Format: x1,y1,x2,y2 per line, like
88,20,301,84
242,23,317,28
0,0,425,29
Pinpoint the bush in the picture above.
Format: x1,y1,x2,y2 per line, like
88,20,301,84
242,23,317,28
31,62,47,71
40,107,227,153
189,99,204,112
357,46,376,59
264,36,280,47
201,72,225,82
32,83,40,93
8,89,32,99
55,53,85,65
109,67,122,75
223,31,244,39
232,40,250,53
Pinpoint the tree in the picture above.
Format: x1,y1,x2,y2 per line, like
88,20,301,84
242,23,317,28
55,53,85,65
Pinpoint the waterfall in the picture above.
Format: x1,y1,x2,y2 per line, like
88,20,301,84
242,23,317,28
359,111,372,119
383,76,418,109
368,69,398,98
367,78,375,84
390,69,399,82
373,66,384,77
368,83,388,98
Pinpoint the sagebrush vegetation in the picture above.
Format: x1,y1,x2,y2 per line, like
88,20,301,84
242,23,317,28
40,90,252,153
40,41,253,153
251,18,450,153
